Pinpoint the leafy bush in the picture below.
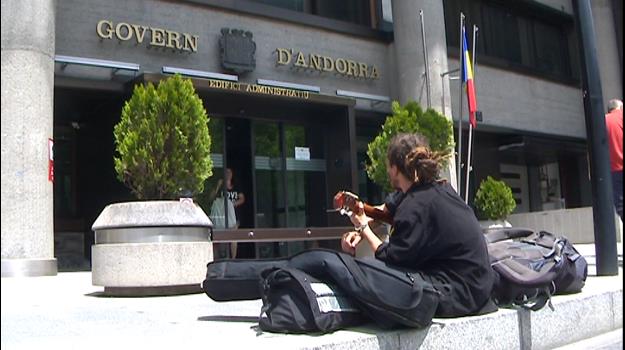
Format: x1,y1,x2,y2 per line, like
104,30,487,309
113,74,212,199
474,176,516,220
366,101,454,191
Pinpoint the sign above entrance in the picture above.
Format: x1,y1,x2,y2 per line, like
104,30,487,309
204,78,310,100
275,48,379,80
96,20,198,53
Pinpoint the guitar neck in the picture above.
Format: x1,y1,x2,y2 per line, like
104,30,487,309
362,203,393,225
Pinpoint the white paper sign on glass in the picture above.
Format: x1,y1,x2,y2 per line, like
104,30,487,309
294,147,310,161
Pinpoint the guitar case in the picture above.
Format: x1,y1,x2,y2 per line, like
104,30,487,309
202,248,441,329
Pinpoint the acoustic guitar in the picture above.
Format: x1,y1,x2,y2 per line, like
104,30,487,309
332,191,394,225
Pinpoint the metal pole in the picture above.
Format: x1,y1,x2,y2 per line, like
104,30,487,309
465,25,478,203
441,74,446,113
420,9,431,109
440,68,460,113
472,25,478,78
573,0,618,275
465,126,473,204
457,13,465,194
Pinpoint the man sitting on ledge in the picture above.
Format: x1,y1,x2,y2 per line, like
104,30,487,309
341,133,497,317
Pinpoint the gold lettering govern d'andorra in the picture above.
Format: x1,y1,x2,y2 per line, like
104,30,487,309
276,48,379,79
96,20,198,52
207,79,310,99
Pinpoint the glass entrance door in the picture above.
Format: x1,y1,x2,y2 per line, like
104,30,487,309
253,121,285,229
253,120,328,257
204,117,329,259
284,124,327,227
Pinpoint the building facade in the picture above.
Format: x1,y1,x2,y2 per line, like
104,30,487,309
1,0,622,275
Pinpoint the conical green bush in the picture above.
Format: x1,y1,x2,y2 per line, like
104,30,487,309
114,74,212,199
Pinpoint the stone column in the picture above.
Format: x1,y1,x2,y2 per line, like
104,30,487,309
391,0,457,190
1,0,57,276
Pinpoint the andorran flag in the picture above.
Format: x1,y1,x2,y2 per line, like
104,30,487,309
462,27,478,128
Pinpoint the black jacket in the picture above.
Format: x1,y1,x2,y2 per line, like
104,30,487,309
376,182,495,317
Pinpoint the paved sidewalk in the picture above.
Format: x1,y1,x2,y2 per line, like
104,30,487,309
1,246,622,350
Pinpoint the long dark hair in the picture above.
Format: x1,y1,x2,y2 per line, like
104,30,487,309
387,133,446,185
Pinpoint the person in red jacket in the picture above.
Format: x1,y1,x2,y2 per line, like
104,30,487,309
605,99,623,220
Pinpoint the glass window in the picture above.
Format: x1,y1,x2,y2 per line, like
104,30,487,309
314,1,371,26
532,22,568,77
254,121,329,258
356,136,383,205
355,120,385,205
284,124,327,228
253,121,286,229
53,127,78,218
251,0,306,11
197,117,225,220
481,4,522,64
248,0,371,27
207,117,332,259
197,118,233,259
443,0,573,81
253,121,287,259
539,162,564,211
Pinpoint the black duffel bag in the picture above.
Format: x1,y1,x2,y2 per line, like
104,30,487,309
203,249,442,330
203,258,288,301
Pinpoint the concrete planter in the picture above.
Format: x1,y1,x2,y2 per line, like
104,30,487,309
479,219,512,232
91,200,213,296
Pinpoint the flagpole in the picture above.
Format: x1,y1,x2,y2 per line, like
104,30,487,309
457,13,465,194
465,131,473,204
464,25,478,203
420,9,432,109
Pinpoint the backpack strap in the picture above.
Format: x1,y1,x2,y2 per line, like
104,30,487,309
258,267,282,324
520,283,555,311
541,239,565,262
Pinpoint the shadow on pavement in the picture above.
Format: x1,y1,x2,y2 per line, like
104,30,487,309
197,315,258,322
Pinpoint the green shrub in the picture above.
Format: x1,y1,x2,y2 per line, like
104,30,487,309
113,74,212,199
366,101,454,191
474,176,516,220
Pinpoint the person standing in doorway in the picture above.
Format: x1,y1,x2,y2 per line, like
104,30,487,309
225,168,245,225
224,168,244,257
209,168,246,258
605,99,623,220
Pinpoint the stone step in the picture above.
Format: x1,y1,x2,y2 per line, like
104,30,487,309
552,328,623,350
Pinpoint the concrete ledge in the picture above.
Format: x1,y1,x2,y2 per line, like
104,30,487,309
528,289,622,349
289,272,623,350
401,309,520,350
1,269,621,349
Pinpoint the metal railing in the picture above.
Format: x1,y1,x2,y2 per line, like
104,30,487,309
211,226,350,243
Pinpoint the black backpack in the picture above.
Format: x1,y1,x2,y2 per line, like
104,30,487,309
485,228,588,311
258,267,364,333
